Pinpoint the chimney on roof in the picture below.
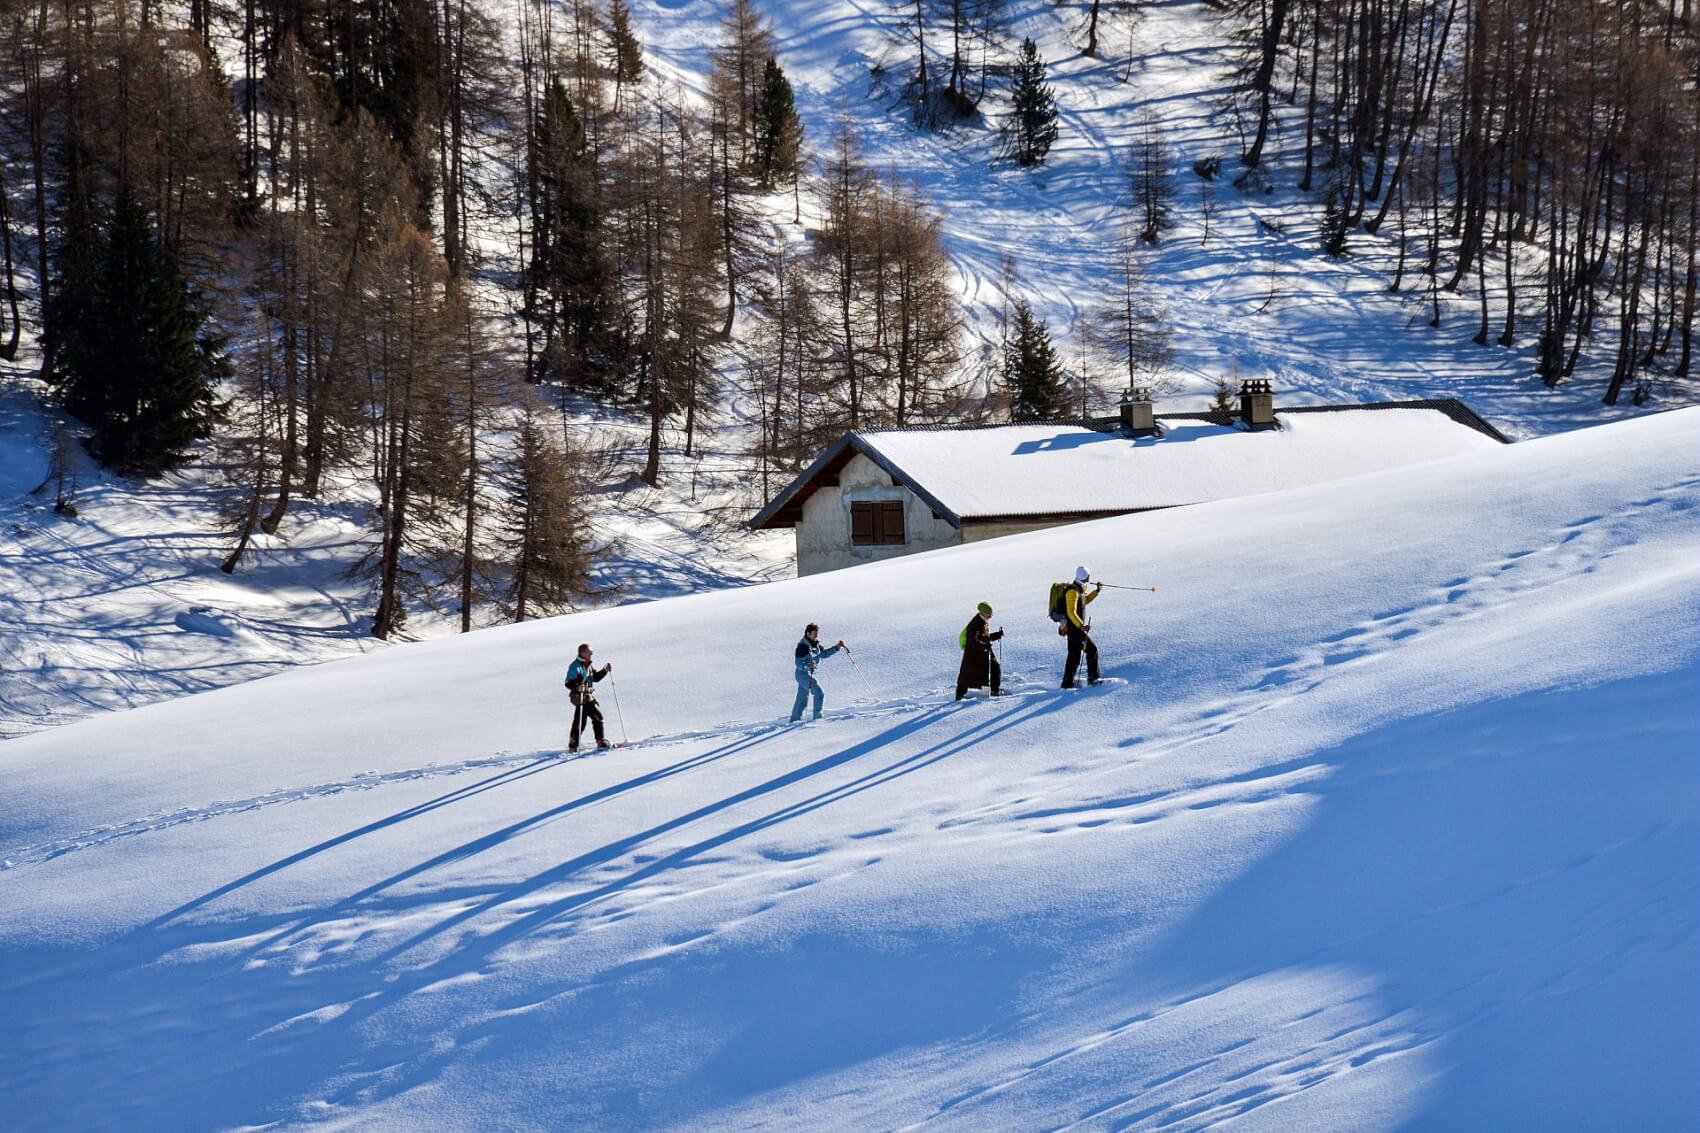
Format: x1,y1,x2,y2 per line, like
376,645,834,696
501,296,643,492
1239,378,1275,430
1119,386,1157,437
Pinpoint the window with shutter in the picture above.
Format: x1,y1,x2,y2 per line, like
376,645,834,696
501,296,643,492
850,501,876,545
878,500,906,545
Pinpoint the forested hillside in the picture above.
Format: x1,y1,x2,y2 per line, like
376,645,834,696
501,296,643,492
0,0,1695,730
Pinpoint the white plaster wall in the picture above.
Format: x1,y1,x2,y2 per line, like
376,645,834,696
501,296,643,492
794,452,960,575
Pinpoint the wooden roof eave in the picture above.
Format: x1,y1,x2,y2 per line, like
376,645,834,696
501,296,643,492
748,433,964,531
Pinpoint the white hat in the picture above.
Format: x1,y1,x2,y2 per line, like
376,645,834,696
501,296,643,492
1075,565,1090,583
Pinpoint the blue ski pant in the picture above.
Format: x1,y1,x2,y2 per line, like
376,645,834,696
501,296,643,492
791,673,824,721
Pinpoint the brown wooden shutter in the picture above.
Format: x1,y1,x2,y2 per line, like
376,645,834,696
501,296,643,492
850,501,876,545
878,500,906,545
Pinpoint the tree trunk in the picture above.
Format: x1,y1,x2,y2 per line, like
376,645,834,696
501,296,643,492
1243,0,1291,168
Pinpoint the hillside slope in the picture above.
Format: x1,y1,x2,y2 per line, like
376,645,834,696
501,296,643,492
640,0,1676,436
2,408,1696,1130
4,0,1688,740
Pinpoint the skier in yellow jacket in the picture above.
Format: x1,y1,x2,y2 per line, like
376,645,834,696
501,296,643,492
1062,565,1103,688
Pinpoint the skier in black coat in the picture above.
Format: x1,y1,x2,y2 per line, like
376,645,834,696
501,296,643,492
956,602,1005,700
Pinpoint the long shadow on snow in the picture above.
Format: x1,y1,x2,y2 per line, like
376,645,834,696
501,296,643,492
1,695,1079,1131
314,693,1082,1127
149,757,561,928
372,702,991,963
171,724,793,943
0,723,848,1130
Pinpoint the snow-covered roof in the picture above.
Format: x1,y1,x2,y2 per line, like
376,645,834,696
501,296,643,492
752,402,1508,529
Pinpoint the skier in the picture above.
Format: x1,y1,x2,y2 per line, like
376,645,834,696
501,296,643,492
1061,566,1103,688
792,623,846,722
565,643,613,752
956,602,1006,700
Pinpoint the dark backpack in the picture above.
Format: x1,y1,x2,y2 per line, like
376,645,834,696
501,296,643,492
1048,582,1071,624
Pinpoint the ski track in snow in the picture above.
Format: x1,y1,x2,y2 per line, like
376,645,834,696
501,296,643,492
0,682,1049,869
9,471,1692,876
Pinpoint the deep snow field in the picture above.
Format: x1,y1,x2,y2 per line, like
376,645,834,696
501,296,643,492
3,407,1696,1130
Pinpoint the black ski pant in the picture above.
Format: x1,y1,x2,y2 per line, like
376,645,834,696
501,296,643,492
957,655,1001,700
571,698,606,749
1063,626,1099,687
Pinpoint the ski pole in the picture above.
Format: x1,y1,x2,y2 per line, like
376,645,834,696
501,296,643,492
845,647,878,700
607,671,630,745
1099,582,1157,593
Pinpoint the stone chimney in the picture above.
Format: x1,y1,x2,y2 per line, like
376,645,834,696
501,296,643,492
1119,386,1157,437
1239,378,1275,429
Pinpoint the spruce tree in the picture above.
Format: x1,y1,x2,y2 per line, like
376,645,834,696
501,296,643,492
752,58,803,189
530,80,612,388
1319,180,1351,258
1210,375,1236,414
1004,300,1071,420
50,191,219,475
1005,38,1059,167
608,0,644,85
502,413,594,622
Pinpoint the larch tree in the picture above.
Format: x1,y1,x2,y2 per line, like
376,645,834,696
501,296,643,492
501,408,596,622
1098,242,1176,394
608,0,644,90
1131,114,1174,243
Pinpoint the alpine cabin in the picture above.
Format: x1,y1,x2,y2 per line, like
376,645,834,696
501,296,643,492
751,382,1510,576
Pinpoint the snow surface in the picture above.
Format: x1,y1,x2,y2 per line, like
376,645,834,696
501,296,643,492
858,409,1503,518
2,408,1696,1130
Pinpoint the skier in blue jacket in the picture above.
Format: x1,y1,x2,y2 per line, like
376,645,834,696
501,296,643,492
792,623,846,722
565,643,613,752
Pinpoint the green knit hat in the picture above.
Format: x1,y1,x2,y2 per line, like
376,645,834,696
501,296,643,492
977,602,993,618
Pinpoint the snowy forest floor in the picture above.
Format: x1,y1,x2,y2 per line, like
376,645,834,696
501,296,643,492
1,0,1694,738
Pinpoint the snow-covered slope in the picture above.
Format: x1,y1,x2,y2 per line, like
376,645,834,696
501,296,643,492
643,0,1684,436
2,408,1695,1130
6,0,1690,740
0,375,792,740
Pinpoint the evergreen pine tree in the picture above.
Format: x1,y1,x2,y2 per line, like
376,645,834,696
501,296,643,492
530,79,613,388
752,58,803,189
1210,375,1236,413
1005,38,1059,167
501,413,595,622
50,191,219,475
1004,300,1071,419
1320,180,1351,258
608,0,644,85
